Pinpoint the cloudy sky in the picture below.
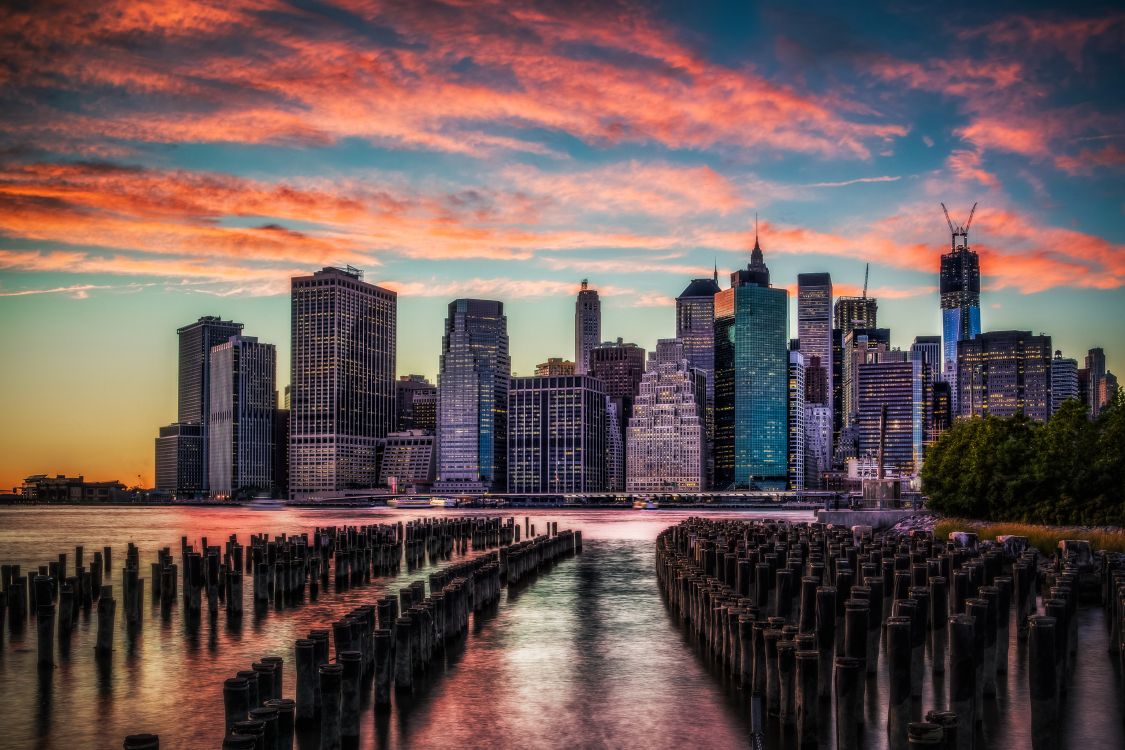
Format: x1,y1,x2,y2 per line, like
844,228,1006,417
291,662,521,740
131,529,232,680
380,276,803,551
0,0,1122,488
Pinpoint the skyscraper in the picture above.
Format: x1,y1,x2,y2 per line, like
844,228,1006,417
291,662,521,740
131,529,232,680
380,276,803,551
154,423,203,498
509,374,607,493
395,375,437,432
787,350,806,491
1050,351,1079,415
208,335,277,499
626,339,706,492
714,232,789,489
804,405,832,488
957,330,1051,422
841,328,892,426
589,338,646,480
677,273,721,485
798,273,833,409
855,355,929,476
940,208,982,408
290,267,396,498
1086,347,1108,415
910,336,942,375
436,299,510,492
176,315,243,490
605,399,624,492
574,280,601,375
833,296,878,335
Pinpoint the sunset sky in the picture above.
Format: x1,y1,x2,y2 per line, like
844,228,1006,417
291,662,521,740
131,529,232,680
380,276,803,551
0,1,1122,489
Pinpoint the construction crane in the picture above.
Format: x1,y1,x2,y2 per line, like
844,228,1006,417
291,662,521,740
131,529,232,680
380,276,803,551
862,263,869,299
941,202,978,251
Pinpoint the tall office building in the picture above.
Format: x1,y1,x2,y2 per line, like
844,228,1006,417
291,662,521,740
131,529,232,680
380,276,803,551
396,375,437,432
626,339,706,492
509,375,607,494
957,330,1051,422
379,430,436,490
714,232,789,489
290,267,396,498
910,336,942,374
677,274,721,485
855,355,929,476
798,273,833,408
841,328,892,426
154,423,203,498
590,338,646,476
535,358,576,376
605,399,624,492
1050,351,1079,415
929,381,952,445
208,336,277,498
1086,347,1108,415
940,213,982,407
787,351,806,491
176,315,243,490
804,405,832,487
833,296,878,335
574,281,601,376
435,299,510,492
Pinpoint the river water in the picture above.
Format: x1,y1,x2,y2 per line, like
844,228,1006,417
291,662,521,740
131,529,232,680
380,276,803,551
0,507,1121,749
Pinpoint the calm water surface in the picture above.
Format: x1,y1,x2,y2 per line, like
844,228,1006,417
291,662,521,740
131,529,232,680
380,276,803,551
0,507,1122,749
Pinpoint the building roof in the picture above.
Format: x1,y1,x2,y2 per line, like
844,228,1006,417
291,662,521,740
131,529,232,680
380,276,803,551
678,278,721,298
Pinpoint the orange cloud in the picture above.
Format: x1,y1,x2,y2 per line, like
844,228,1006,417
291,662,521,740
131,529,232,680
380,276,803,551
0,0,905,159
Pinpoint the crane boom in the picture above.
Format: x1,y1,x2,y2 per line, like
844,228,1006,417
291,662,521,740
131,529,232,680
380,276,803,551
862,263,869,299
941,202,954,234
964,202,978,231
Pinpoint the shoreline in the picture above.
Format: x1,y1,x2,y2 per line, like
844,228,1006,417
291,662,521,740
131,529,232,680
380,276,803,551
0,499,825,511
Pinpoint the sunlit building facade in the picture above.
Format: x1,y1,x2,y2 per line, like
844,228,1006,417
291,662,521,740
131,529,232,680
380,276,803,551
941,234,982,409
208,336,277,498
436,299,510,492
508,375,607,494
677,275,721,485
379,430,435,490
957,330,1051,422
575,281,601,376
177,315,243,490
626,339,706,492
290,267,397,498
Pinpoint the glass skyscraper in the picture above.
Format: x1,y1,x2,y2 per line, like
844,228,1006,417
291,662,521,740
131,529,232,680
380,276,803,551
436,299,511,492
290,266,397,498
714,236,789,490
940,225,982,410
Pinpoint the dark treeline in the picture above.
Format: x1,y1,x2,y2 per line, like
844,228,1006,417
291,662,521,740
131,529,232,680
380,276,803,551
921,393,1125,527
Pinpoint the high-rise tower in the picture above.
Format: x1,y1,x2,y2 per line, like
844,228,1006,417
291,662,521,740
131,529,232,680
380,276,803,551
798,272,833,413
677,272,721,487
208,335,277,498
574,280,601,376
435,299,511,492
714,227,789,489
290,266,396,499
940,203,982,411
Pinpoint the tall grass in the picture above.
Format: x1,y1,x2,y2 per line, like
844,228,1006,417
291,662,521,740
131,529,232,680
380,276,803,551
933,518,1125,554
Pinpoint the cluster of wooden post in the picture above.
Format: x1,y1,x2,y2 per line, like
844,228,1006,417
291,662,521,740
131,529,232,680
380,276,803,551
655,518,1118,750
221,654,295,750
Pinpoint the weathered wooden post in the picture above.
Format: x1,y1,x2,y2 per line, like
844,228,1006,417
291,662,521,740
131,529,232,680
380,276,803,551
795,649,818,748
223,677,250,733
930,576,948,675
319,663,343,750
340,650,361,740
1028,615,1058,750
886,615,912,750
948,614,976,750
264,698,295,750
777,639,796,725
294,639,316,725
122,734,159,749
815,586,836,698
834,656,863,750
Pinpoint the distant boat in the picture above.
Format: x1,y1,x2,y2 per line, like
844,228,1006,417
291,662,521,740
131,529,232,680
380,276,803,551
387,497,432,509
429,497,460,508
247,495,285,511
633,498,660,510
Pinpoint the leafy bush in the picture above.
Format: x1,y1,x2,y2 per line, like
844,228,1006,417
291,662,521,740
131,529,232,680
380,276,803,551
921,392,1125,527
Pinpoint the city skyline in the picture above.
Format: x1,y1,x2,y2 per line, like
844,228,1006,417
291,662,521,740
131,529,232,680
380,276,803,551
1,1,1123,488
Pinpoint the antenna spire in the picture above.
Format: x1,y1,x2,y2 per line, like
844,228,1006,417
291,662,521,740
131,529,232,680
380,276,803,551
754,212,760,250
713,258,718,283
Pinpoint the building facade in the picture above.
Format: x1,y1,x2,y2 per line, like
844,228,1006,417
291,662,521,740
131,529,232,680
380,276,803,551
841,328,892,427
713,236,789,489
855,356,929,476
395,375,437,432
677,275,721,484
957,330,1051,422
798,273,833,411
804,404,832,488
436,299,510,492
1050,352,1079,415
290,267,397,498
154,423,204,497
787,350,806,491
208,336,277,499
176,316,243,490
1086,347,1108,415
574,281,601,376
379,430,436,490
833,296,878,335
940,224,982,408
626,340,706,492
535,358,576,376
605,398,624,492
508,375,607,494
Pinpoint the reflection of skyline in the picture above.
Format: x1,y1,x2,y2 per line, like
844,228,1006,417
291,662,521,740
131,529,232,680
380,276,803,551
2,2,1123,489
